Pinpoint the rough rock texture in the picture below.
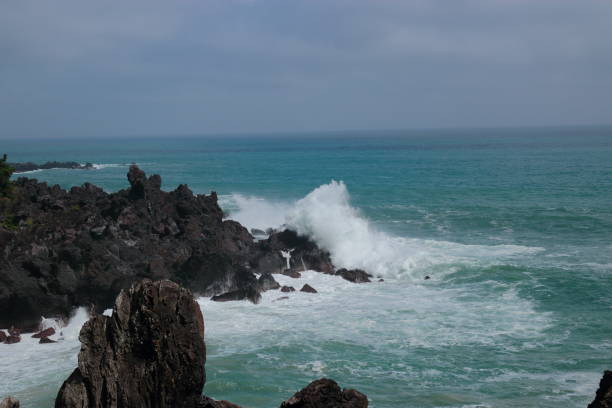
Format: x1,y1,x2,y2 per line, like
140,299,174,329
280,286,295,293
0,166,259,329
32,327,55,338
589,371,612,408
198,397,242,408
279,378,368,408
55,280,205,408
300,284,318,293
251,229,334,275
258,273,280,291
335,269,371,283
0,396,20,408
0,330,6,342
211,287,261,303
4,335,20,344
39,336,56,344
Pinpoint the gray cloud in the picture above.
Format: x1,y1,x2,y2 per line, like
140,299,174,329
1,0,611,138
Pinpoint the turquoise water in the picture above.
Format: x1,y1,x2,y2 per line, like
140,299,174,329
2,126,612,407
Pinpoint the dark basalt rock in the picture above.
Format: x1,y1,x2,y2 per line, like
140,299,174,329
4,335,20,344
211,287,261,304
0,166,261,329
279,378,368,408
300,284,318,293
335,268,372,283
0,396,20,408
274,296,289,302
10,161,94,173
258,273,280,291
589,371,612,408
39,336,56,344
32,327,55,338
8,327,20,337
280,286,296,293
55,280,206,408
252,229,334,275
198,396,242,408
282,270,301,279
0,330,6,342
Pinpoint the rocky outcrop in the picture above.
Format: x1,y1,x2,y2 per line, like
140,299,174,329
279,378,368,408
55,280,206,408
0,330,6,342
258,273,280,291
0,166,259,329
211,287,261,303
589,371,612,408
32,327,55,338
335,269,371,283
251,229,334,275
0,397,20,408
281,286,295,293
10,161,94,173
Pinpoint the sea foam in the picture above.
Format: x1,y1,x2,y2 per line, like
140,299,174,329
226,181,543,279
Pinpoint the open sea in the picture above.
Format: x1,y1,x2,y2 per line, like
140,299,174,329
1,126,612,407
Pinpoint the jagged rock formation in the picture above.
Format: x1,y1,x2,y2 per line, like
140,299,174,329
0,166,258,329
55,280,206,408
589,371,612,408
252,229,334,275
9,161,94,173
279,378,368,408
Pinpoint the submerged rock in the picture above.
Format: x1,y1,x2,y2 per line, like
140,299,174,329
198,396,242,408
280,286,296,293
0,396,20,408
4,335,20,344
335,268,371,283
0,330,6,342
39,336,56,344
282,270,301,279
279,378,368,408
55,280,205,408
300,284,318,293
589,371,612,408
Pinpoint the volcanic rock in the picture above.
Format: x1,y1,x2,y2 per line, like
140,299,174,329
39,336,57,344
258,273,280,291
252,229,334,275
279,378,368,408
300,284,318,293
282,270,301,279
211,287,261,303
0,166,261,329
55,280,205,408
0,396,20,408
32,327,55,338
335,268,371,283
280,286,295,293
589,371,612,408
0,330,6,342
4,335,20,344
198,396,243,408
274,296,290,302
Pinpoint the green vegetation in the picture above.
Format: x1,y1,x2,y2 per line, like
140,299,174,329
0,153,14,197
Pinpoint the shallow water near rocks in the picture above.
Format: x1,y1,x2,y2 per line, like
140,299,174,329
2,127,612,407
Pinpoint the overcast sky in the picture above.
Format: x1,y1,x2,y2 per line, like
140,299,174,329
1,0,611,138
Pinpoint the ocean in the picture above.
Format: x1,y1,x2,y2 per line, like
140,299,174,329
1,126,612,407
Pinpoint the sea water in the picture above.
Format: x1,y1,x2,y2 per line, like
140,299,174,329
1,127,612,407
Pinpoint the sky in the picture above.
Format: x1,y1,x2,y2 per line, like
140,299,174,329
1,0,611,139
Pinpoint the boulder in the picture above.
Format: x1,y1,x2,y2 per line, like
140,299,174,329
300,284,318,293
258,274,280,291
198,396,243,408
0,396,20,408
4,335,20,344
0,330,6,342
211,287,261,304
39,336,57,344
32,327,55,338
274,296,290,302
279,378,368,408
335,269,371,283
55,280,205,408
280,286,295,293
8,327,20,337
589,371,612,408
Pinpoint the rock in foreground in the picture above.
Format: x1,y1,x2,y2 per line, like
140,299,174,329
280,378,368,408
0,397,20,408
55,280,205,408
589,371,612,408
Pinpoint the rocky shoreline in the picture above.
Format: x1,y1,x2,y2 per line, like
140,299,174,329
0,164,370,331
